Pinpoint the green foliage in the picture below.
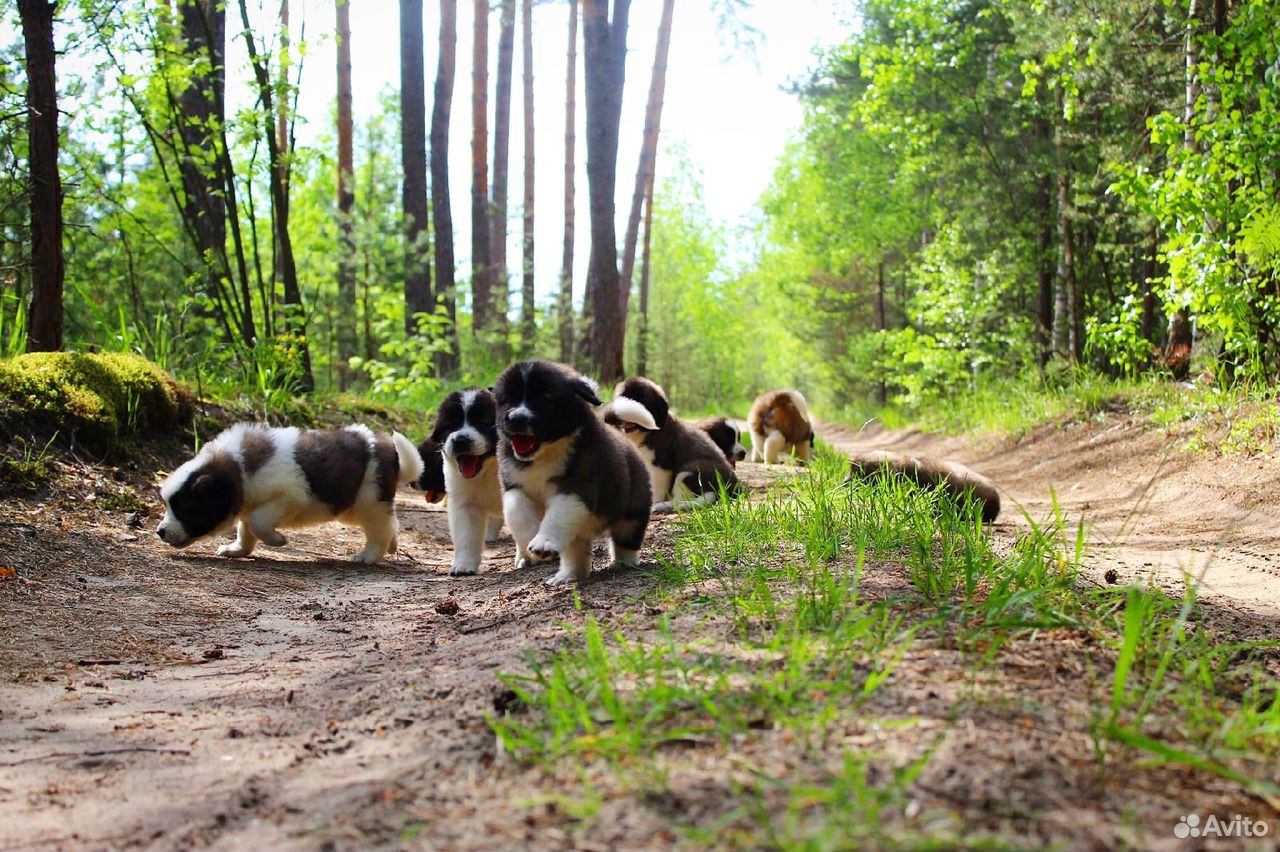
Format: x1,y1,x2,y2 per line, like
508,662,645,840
0,352,193,450
629,150,817,414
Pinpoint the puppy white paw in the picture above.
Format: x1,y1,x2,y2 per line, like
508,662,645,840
350,547,384,565
217,543,253,558
258,529,287,548
527,533,561,562
449,560,479,576
544,568,579,587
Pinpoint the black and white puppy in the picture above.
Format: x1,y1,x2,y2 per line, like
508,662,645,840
428,388,504,576
602,377,743,514
494,360,651,586
414,438,447,503
157,423,423,564
697,416,748,468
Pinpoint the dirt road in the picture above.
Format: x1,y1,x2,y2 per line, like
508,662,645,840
820,413,1280,638
2,411,1276,849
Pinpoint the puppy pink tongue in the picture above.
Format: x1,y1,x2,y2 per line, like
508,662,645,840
457,454,482,479
510,434,537,456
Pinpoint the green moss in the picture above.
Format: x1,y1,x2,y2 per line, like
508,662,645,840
0,352,194,451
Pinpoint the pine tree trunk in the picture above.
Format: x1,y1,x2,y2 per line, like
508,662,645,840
619,0,674,326
176,0,245,343
558,0,578,363
20,0,64,353
431,0,460,374
635,169,655,376
1166,0,1202,380
1036,176,1054,368
470,0,493,333
336,0,358,388
1050,87,1077,362
519,0,536,353
582,0,631,381
490,0,516,351
238,0,313,391
876,259,887,405
400,0,433,338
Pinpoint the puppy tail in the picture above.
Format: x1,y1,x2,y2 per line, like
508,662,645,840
392,432,425,485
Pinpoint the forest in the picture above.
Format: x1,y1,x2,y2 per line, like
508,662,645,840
2,1,1279,850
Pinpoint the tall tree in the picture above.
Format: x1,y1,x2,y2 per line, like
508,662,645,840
519,0,536,351
431,0,460,373
276,1,290,182
635,168,655,375
581,0,631,380
336,0,358,386
490,0,516,348
237,0,313,391
19,0,63,353
558,0,579,362
619,0,674,328
471,0,493,332
176,0,246,344
400,0,433,337
1165,0,1202,380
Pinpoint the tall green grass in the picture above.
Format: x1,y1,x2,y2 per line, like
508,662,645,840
490,440,1280,846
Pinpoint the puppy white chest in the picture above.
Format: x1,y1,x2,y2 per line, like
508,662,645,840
504,434,575,507
636,444,673,501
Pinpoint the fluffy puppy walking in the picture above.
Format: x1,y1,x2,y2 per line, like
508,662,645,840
602,377,742,513
157,423,423,564
846,449,1001,523
427,388,505,576
494,360,651,586
697,416,747,468
748,389,815,464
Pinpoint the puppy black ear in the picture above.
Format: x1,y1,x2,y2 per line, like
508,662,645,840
428,419,449,444
572,376,602,406
651,394,670,428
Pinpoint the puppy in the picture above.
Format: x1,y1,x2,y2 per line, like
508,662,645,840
428,388,505,576
494,360,651,586
845,449,1001,523
157,423,423,564
748,389,815,464
697,416,747,468
602,377,742,514
414,438,446,503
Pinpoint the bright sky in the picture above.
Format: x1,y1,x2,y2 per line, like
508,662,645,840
240,0,854,307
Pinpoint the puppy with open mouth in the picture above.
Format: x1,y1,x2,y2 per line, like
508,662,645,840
602,377,743,513
427,388,505,576
157,423,423,564
494,360,651,586
696,415,748,468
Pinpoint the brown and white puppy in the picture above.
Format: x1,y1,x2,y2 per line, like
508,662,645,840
602,377,742,514
494,360,651,586
157,423,423,564
845,449,1001,523
748,389,815,464
697,416,747,468
428,388,504,576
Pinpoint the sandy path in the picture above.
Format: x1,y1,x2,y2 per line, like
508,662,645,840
819,415,1280,636
0,494,686,850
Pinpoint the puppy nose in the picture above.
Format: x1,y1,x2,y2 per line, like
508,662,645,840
507,410,532,432
451,434,474,453
157,525,167,540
